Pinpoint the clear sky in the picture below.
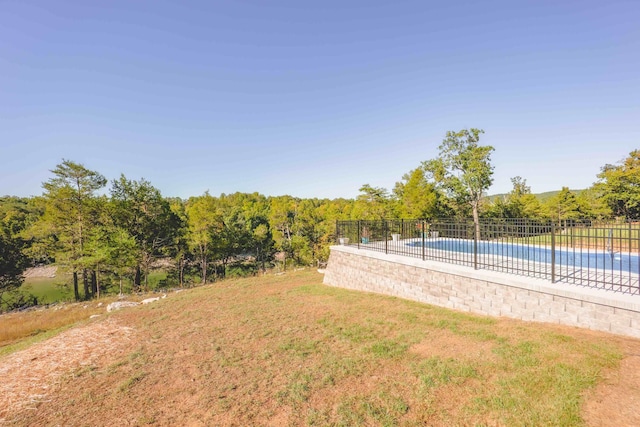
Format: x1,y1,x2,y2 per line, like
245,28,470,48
1,0,639,200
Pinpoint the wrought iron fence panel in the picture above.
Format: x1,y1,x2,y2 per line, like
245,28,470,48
335,218,640,295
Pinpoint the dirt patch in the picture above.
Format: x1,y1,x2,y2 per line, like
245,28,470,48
0,318,135,424
582,337,640,426
410,330,497,363
22,266,57,279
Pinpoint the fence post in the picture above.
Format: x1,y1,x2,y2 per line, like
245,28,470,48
335,220,339,244
384,220,388,254
357,221,361,249
473,220,478,270
421,220,426,260
551,221,556,283
628,218,633,255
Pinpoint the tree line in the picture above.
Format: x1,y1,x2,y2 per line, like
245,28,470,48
1,129,638,309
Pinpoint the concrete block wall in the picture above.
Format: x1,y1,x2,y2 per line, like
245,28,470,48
323,245,640,338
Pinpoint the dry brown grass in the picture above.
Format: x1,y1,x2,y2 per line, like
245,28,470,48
1,269,639,426
0,294,146,353
0,318,134,422
0,303,105,351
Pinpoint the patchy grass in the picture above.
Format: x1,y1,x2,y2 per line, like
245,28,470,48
2,269,635,426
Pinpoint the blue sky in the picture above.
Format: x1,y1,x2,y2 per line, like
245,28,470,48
1,0,639,199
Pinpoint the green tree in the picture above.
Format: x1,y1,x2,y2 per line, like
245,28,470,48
20,197,54,267
269,195,298,265
486,176,541,218
291,198,324,265
0,196,33,252
167,198,190,287
212,193,253,278
105,227,138,295
110,175,179,290
237,193,273,272
314,198,354,261
576,187,612,220
423,129,494,238
0,197,32,237
81,196,113,297
84,221,138,296
595,150,640,218
352,184,391,220
392,167,443,219
544,187,583,222
0,219,29,307
0,197,37,310
251,222,272,272
185,192,219,284
26,160,107,300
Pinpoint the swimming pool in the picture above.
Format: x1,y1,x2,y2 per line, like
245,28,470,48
408,238,640,274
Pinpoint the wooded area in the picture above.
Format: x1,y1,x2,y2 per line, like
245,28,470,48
1,133,638,310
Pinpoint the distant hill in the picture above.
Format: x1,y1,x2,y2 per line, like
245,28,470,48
486,189,585,203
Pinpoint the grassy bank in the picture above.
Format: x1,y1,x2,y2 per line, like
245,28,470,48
2,269,633,426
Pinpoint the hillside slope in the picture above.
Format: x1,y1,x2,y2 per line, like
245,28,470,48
1,270,639,426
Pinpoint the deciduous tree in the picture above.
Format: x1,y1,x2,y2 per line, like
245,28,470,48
269,195,298,263
423,129,494,239
595,150,640,219
110,175,179,290
352,184,391,220
487,176,541,218
185,192,219,284
393,167,443,219
544,187,583,222
0,219,28,307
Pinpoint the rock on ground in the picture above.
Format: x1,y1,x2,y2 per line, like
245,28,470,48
106,301,140,312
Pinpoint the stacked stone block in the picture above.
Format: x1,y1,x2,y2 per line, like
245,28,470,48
323,246,640,338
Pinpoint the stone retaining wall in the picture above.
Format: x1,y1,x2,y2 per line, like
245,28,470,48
323,245,640,338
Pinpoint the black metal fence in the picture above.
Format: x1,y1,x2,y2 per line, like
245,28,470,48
336,218,640,295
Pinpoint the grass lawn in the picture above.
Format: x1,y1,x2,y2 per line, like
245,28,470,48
506,224,640,252
20,276,73,304
16,269,170,307
2,270,637,426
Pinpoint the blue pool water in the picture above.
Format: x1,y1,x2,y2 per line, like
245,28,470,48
408,239,640,273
